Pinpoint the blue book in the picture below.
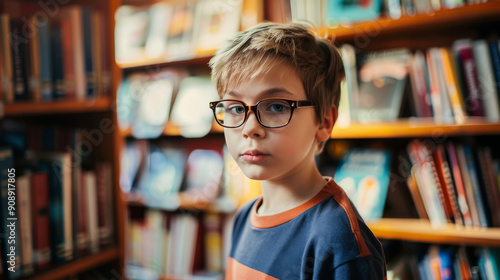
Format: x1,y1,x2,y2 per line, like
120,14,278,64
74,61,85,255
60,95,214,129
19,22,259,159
50,23,65,99
37,18,53,101
463,145,489,228
333,148,391,221
488,40,500,102
0,147,22,279
82,7,96,98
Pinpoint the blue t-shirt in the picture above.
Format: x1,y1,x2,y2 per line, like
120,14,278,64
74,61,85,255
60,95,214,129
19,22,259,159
226,177,387,280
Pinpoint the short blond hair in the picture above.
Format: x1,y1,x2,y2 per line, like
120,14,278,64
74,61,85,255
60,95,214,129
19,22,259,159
209,22,345,123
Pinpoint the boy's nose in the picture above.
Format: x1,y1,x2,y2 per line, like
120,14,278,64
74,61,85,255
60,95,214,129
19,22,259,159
242,111,265,139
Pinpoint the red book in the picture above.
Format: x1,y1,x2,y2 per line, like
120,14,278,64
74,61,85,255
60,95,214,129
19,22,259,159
434,145,463,225
30,172,51,269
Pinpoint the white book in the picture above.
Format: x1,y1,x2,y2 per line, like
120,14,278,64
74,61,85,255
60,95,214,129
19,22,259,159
17,174,34,275
84,171,99,254
473,40,500,122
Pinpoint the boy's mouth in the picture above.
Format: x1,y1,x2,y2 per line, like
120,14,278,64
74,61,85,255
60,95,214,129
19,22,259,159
240,150,270,163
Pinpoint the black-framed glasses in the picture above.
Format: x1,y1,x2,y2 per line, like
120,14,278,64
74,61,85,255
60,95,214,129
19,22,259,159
209,98,314,128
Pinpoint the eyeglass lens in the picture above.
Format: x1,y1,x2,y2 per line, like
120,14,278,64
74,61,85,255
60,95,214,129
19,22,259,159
214,100,292,127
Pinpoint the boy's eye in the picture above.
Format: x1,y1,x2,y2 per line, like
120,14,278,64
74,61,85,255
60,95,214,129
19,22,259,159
263,101,290,113
228,105,245,115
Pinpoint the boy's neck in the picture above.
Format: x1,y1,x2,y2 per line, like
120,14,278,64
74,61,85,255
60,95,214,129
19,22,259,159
256,166,327,216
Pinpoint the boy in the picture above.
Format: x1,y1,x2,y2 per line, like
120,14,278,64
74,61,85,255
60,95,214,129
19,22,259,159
209,22,386,279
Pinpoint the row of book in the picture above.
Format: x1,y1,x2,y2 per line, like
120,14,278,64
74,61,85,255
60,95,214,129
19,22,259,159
338,36,500,126
0,5,111,103
387,244,500,280
290,0,492,26
126,209,231,279
117,71,219,139
407,140,500,229
121,138,262,211
115,0,262,64
0,122,115,279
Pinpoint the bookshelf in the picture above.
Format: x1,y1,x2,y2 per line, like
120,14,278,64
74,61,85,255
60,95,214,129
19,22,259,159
0,0,125,279
114,0,500,279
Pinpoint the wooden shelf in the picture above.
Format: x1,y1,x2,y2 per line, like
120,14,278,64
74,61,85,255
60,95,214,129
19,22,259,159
120,120,223,138
2,97,113,116
367,218,500,247
117,54,212,70
332,118,500,138
22,248,120,280
319,1,500,41
126,192,237,213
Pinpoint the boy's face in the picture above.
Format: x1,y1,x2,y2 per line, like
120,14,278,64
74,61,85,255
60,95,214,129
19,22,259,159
222,63,321,182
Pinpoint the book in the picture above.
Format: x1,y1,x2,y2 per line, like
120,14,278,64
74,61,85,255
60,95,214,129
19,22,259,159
473,39,500,122
50,22,65,99
35,15,53,101
83,170,99,254
478,147,500,227
95,162,113,247
82,7,96,98
165,2,197,59
10,19,30,101
170,76,219,138
131,71,176,139
325,0,382,24
446,142,472,227
17,174,34,275
193,0,243,55
27,151,73,263
438,47,467,124
339,44,358,127
114,5,150,64
455,144,481,227
407,170,429,219
452,39,485,117
462,144,488,227
144,2,172,59
184,149,224,203
408,50,432,118
142,144,186,208
334,148,391,221
488,38,500,100
30,172,51,269
353,48,410,123
0,14,14,102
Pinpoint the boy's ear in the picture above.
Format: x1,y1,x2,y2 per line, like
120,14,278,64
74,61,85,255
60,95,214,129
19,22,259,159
316,105,337,142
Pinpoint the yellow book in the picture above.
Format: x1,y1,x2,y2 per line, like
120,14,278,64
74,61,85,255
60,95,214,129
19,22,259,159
439,47,466,124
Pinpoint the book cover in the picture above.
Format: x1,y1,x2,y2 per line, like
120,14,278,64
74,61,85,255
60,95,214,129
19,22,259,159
50,22,65,100
27,151,73,263
17,174,34,275
142,144,186,208
184,149,224,203
131,71,176,139
463,145,489,227
193,0,243,55
446,142,472,227
170,76,219,138
438,47,467,124
434,145,463,225
61,5,87,100
339,44,358,127
334,148,391,221
114,5,150,64
408,50,432,118
426,49,446,123
325,0,382,24
478,147,500,227
0,15,14,103
473,40,500,122
83,170,99,254
10,19,30,101
30,172,51,269
455,144,481,227
165,2,197,59
452,39,485,117
144,2,172,59
353,48,410,123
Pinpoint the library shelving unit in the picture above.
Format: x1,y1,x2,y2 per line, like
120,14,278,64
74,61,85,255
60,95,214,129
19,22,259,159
114,0,500,278
0,0,125,279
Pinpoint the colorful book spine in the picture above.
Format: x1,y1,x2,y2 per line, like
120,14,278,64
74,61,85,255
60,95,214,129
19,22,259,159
446,143,472,227
30,172,51,269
